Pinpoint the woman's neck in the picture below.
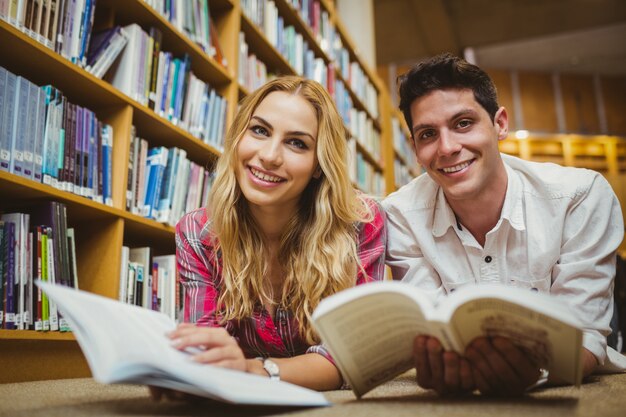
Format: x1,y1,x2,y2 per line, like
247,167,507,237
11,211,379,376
249,204,296,242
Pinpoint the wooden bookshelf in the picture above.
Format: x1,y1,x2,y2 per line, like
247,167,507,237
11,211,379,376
0,0,398,382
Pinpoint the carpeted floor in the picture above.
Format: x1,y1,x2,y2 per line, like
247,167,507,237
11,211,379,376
1,370,625,417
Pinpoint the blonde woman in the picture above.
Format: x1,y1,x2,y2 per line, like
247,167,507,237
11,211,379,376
166,76,386,392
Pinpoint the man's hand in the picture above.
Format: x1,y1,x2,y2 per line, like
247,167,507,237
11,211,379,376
413,335,475,396
464,337,541,396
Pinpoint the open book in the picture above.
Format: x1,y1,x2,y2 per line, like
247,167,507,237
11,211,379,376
37,281,329,407
312,281,584,397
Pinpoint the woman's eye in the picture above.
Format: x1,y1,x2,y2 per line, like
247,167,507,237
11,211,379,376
287,139,308,150
250,125,269,136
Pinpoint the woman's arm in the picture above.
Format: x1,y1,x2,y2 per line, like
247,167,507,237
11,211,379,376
169,324,342,391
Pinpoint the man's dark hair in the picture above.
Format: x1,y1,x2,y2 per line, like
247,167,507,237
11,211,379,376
398,53,499,135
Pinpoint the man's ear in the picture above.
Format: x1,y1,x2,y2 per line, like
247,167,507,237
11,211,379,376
313,166,322,179
495,107,509,141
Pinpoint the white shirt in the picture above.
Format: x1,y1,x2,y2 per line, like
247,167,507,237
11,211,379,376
383,154,624,364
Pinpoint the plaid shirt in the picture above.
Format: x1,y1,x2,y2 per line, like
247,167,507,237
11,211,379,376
175,198,386,363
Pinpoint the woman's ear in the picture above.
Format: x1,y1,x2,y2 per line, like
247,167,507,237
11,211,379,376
313,166,322,179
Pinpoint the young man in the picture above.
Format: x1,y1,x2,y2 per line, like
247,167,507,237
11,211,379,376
383,53,624,396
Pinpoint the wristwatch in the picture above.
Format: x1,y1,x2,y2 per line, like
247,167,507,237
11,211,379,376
260,358,280,381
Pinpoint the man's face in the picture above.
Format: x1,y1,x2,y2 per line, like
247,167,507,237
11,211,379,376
409,88,508,204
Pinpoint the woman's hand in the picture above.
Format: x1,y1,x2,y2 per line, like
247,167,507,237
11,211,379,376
169,323,247,372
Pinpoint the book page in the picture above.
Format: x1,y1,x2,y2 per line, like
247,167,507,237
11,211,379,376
37,282,329,406
447,289,583,385
313,282,439,397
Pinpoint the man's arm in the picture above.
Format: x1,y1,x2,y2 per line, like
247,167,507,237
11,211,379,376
550,174,623,366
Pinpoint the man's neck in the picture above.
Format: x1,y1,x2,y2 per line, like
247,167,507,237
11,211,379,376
447,180,508,247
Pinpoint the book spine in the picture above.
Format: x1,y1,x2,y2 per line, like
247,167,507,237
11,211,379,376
3,221,15,329
33,85,46,182
41,227,49,331
95,120,103,203
66,228,78,289
24,229,33,329
134,263,144,307
102,124,113,206
46,227,59,331
0,68,16,171
10,77,30,177
0,221,4,327
34,225,43,331
21,81,39,180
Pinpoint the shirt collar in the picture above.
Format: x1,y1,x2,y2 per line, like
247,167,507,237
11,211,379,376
431,160,526,237
501,162,526,231
432,187,460,237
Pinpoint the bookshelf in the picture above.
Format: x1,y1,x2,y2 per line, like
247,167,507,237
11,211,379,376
0,0,399,383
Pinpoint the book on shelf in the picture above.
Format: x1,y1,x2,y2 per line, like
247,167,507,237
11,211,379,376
312,281,588,398
1,1,98,62
36,280,329,407
85,25,130,79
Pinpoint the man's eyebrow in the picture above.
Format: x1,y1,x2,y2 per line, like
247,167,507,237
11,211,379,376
412,109,479,135
250,116,316,142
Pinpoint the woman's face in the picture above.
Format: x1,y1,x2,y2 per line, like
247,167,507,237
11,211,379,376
236,91,320,215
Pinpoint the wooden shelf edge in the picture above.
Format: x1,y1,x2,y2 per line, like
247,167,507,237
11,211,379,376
0,329,76,341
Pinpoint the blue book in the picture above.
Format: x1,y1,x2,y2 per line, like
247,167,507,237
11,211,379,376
167,58,181,121
101,124,113,206
143,147,168,219
173,54,190,123
157,52,172,116
156,147,180,223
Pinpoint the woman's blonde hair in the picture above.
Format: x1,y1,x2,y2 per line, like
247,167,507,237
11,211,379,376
208,76,372,344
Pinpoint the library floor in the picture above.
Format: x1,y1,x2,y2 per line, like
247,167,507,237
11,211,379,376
1,370,625,417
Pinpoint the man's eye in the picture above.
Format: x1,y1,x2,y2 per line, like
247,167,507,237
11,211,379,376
458,119,472,128
419,130,436,141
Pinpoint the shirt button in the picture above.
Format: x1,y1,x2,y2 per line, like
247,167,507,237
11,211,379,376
484,256,492,263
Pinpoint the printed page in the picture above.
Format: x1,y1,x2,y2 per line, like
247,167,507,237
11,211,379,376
442,285,583,385
313,281,439,397
37,282,329,406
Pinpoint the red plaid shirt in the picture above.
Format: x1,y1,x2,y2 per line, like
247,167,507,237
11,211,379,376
175,198,386,363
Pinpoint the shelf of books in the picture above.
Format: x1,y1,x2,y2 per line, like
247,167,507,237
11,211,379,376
0,0,395,383
390,110,420,189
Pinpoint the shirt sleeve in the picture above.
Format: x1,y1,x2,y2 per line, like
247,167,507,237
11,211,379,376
383,200,447,302
175,210,221,327
551,174,624,364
